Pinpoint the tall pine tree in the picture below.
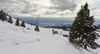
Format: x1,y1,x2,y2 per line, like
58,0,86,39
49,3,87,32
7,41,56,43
69,3,100,49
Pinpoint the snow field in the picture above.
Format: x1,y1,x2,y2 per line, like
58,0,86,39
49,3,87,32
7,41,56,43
0,18,100,54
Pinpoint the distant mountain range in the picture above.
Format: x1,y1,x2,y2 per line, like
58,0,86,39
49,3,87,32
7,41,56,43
20,18,100,27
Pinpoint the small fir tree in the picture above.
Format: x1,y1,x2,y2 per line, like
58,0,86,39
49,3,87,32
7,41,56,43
20,21,25,27
69,3,100,49
68,26,70,28
62,26,67,30
0,10,7,21
8,15,13,23
34,25,39,32
15,18,19,26
4,12,7,21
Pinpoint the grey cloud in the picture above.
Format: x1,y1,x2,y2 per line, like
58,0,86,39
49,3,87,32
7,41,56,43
91,7,97,10
0,0,39,16
51,11,57,14
20,1,41,14
60,13,65,15
17,0,33,14
0,0,11,2
44,11,51,15
0,0,22,12
0,0,77,17
44,11,58,15
30,9,38,12
50,0,77,11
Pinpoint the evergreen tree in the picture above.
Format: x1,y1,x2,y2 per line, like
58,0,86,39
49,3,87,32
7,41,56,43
8,15,13,23
15,18,19,26
4,12,7,21
68,26,70,28
69,3,100,49
0,10,7,21
62,26,67,30
20,21,25,27
34,25,39,32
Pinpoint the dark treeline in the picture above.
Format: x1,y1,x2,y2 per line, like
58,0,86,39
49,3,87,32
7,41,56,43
46,26,70,31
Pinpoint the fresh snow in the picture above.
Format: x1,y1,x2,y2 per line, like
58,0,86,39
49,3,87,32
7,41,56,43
0,18,100,54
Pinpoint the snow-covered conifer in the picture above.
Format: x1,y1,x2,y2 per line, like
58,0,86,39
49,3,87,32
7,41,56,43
0,10,7,21
69,3,100,49
15,18,19,26
34,25,39,32
20,21,25,27
8,15,13,23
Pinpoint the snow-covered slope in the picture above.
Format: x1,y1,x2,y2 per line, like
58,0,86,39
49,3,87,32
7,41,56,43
0,18,100,54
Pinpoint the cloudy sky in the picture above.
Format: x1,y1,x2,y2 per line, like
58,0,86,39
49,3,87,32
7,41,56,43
0,0,100,19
